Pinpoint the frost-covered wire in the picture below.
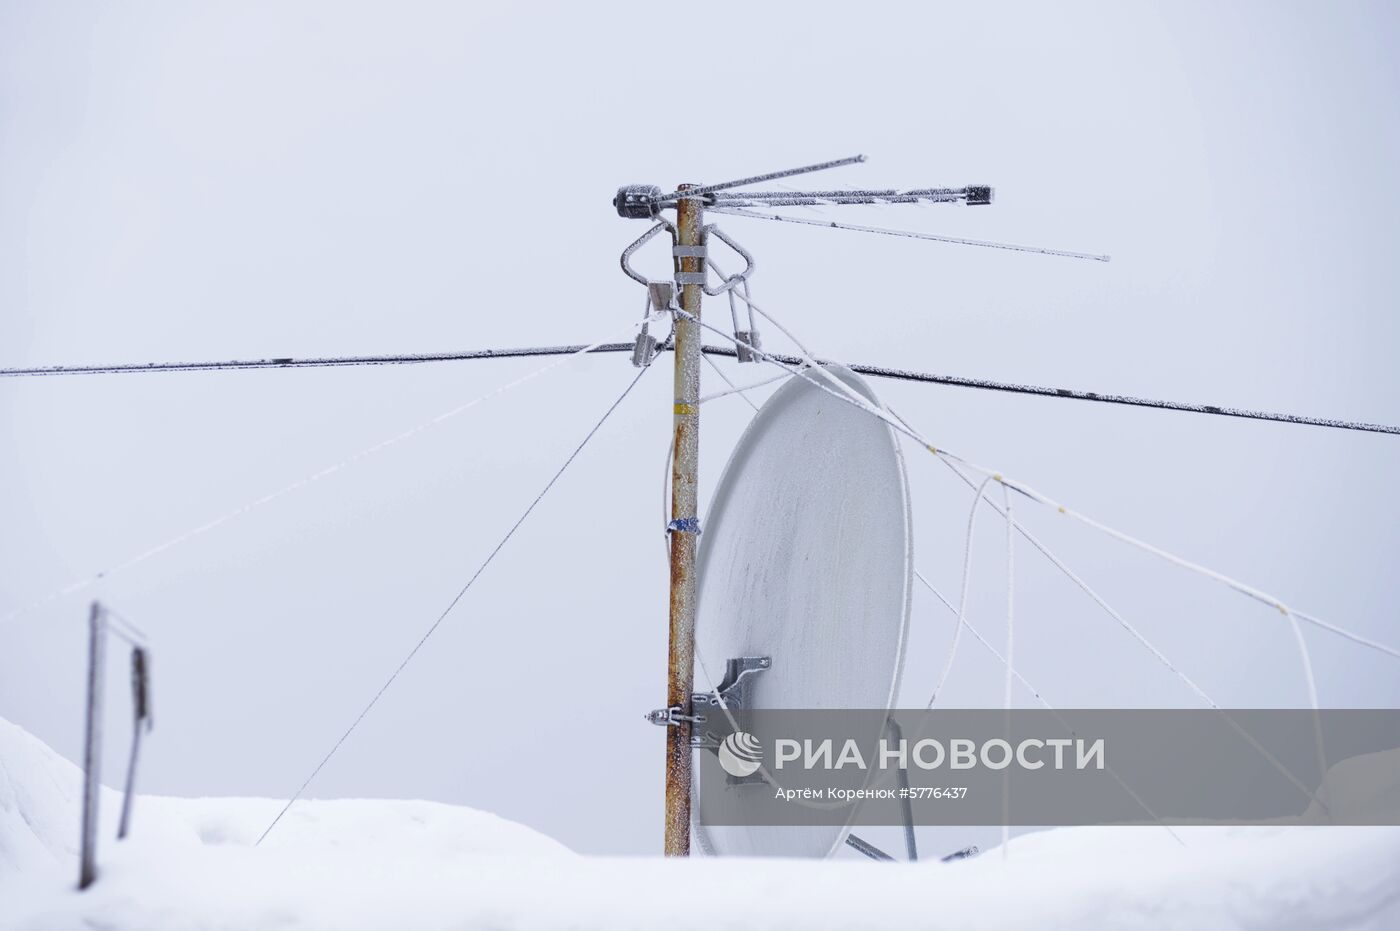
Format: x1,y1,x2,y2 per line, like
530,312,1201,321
1285,613,1329,804
916,572,1033,706
927,475,996,708
257,363,652,846
709,205,1112,262
698,370,787,405
10,342,1395,437
696,343,1400,436
0,342,645,378
699,352,764,413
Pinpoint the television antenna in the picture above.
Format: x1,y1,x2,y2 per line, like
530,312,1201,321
614,154,1108,857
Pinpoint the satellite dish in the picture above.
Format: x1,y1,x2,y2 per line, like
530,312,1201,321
692,363,913,858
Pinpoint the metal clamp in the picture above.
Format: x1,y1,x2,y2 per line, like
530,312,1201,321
646,705,706,727
701,225,755,296
728,278,762,363
631,282,675,368
647,281,676,311
632,334,659,368
645,655,770,745
734,329,761,362
620,219,678,287
666,517,701,535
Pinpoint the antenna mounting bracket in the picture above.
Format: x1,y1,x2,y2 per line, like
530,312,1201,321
688,656,771,749
644,655,771,747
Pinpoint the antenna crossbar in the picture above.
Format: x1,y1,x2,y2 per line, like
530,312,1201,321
711,187,989,207
650,154,867,205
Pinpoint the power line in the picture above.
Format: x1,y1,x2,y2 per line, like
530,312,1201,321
697,345,1400,436
0,344,641,378
3,342,1395,435
255,363,651,846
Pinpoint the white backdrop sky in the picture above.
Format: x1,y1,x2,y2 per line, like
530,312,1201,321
2,1,1398,856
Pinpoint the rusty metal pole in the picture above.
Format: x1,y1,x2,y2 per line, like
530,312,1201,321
664,186,703,856
78,601,106,890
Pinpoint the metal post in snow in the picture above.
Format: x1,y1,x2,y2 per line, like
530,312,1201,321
664,185,703,856
118,647,151,840
78,601,107,890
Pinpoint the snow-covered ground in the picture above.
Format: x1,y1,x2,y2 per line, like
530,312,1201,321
2,717,1398,930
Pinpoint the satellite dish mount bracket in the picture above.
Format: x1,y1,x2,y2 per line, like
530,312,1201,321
645,655,771,749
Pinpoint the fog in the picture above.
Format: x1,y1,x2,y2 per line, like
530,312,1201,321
2,1,1397,855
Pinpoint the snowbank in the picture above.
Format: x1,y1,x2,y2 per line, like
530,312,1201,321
2,717,1398,930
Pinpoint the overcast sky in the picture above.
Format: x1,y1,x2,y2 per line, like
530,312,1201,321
2,1,1398,856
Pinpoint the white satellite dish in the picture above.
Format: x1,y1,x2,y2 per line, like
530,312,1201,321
692,363,913,858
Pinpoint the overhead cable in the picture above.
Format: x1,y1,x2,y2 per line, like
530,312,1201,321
8,343,1392,436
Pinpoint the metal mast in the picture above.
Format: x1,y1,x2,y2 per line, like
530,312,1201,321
664,186,703,856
